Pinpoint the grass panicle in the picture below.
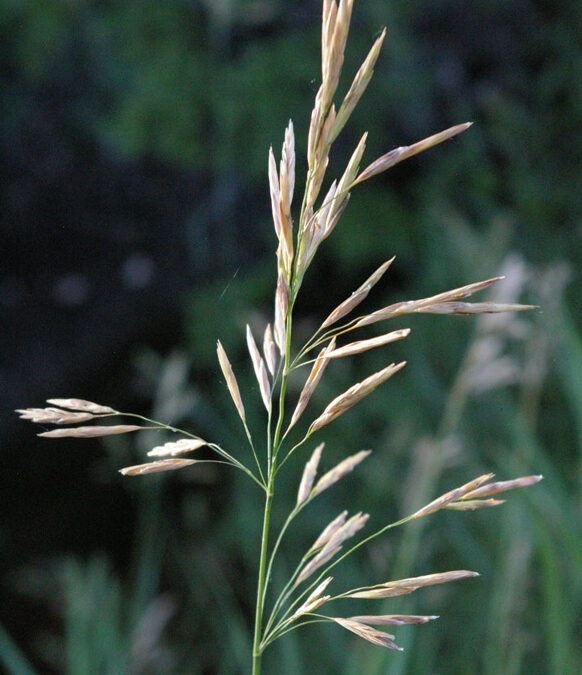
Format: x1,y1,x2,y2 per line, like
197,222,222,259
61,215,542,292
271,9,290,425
16,2,544,672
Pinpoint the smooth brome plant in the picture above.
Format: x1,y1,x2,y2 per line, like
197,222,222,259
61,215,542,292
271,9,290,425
17,2,542,673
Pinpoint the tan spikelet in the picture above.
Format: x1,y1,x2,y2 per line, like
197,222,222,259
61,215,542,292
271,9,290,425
298,512,368,583
322,329,410,360
332,617,402,651
309,361,406,433
263,323,278,375
147,439,207,457
344,570,479,599
310,510,348,552
119,458,196,476
290,577,333,620
410,474,495,519
319,257,394,329
288,338,336,431
38,425,144,438
355,277,504,328
461,474,543,500
321,0,355,112
349,615,439,626
16,407,95,424
445,498,506,511
46,398,115,414
417,301,537,315
354,122,473,185
273,273,289,356
312,449,371,497
331,28,387,143
323,132,367,239
216,340,246,423
246,325,271,411
297,442,325,506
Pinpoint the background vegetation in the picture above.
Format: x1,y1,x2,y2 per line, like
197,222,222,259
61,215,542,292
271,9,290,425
2,0,580,673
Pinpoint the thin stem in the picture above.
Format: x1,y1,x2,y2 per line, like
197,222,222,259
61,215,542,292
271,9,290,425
252,474,274,675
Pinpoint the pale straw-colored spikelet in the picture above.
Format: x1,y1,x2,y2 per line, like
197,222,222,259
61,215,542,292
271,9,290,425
331,27,387,143
410,474,495,519
290,576,333,621
263,323,278,376
147,438,207,457
297,442,325,506
297,512,368,583
325,132,367,233
269,146,283,243
460,474,543,500
354,122,473,185
332,617,402,650
322,329,410,360
319,257,394,329
445,498,506,511
344,570,479,599
310,510,348,552
296,548,340,586
46,398,115,414
312,449,371,498
16,407,95,424
288,338,336,431
307,86,324,167
38,425,144,438
216,340,246,423
305,151,330,214
246,325,272,411
354,277,505,328
348,614,439,626
321,0,354,112
279,120,295,225
419,301,537,315
309,361,406,433
119,458,196,476
274,273,289,356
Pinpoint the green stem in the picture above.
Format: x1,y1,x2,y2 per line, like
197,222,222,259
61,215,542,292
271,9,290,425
252,478,274,675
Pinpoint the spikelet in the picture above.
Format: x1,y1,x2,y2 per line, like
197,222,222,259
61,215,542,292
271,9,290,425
297,443,325,506
261,323,277,376
310,510,348,552
16,407,95,424
322,329,410,360
274,273,289,356
332,617,401,651
355,277,505,328
297,512,368,584
344,570,479,599
46,399,115,414
330,28,387,143
311,449,371,498
147,439,207,457
289,577,333,621
354,122,473,185
119,458,196,476
38,425,144,438
348,615,439,626
309,361,406,433
460,474,543,500
246,325,272,412
410,474,495,519
320,257,394,329
288,338,336,431
216,340,246,423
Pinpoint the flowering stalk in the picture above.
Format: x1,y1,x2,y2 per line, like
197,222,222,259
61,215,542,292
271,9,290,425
16,2,543,673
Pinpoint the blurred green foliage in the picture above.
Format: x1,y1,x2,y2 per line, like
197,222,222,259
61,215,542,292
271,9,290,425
3,0,581,673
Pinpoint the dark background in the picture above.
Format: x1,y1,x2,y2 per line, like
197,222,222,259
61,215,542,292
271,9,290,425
2,1,581,673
